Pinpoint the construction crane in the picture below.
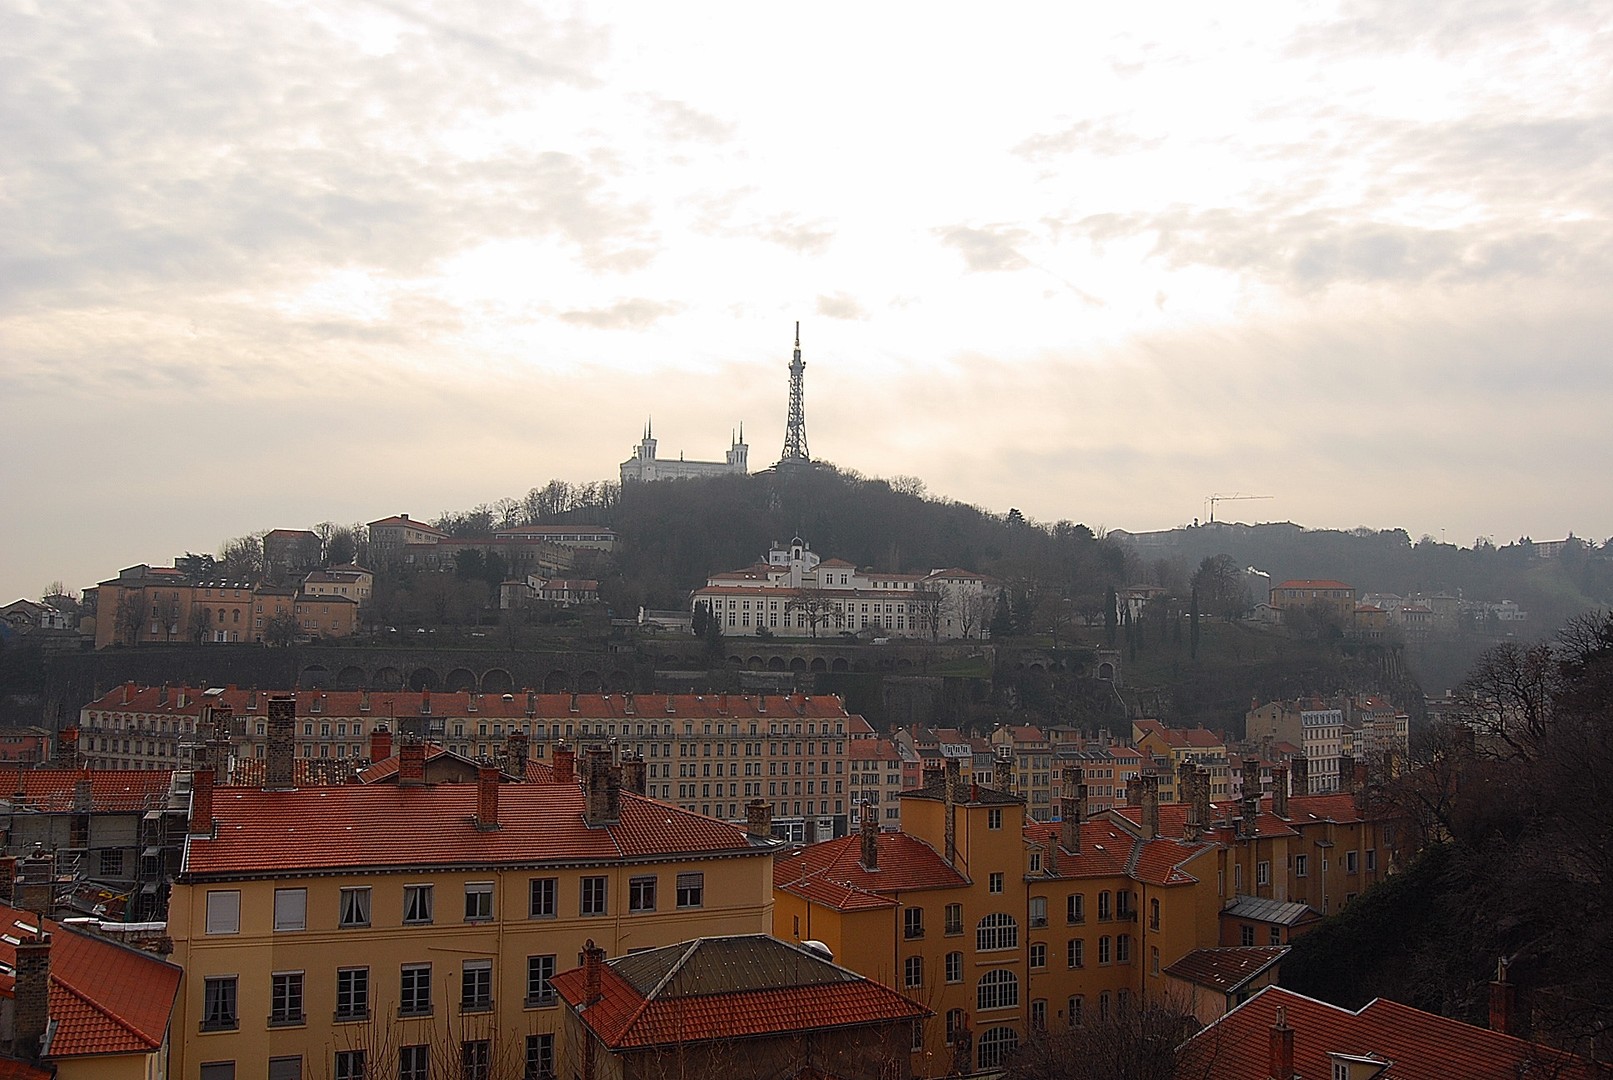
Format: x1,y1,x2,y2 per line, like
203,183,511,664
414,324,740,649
1205,493,1273,524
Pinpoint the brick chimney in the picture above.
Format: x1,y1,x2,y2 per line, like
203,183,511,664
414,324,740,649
1240,792,1261,839
398,735,425,786
1242,757,1261,798
54,726,81,770
14,933,51,1062
1339,753,1356,796
943,759,960,866
583,748,620,827
554,742,576,784
265,694,296,790
369,724,393,764
1194,765,1212,832
1271,764,1290,818
583,939,605,1006
72,777,93,814
1290,755,1309,795
0,855,15,906
994,748,1014,792
1489,958,1517,1035
475,764,500,831
859,802,879,871
16,849,54,919
506,730,530,779
746,798,772,840
189,767,215,836
1126,776,1145,806
1140,773,1160,838
922,762,944,787
1268,1003,1295,1080
620,754,646,796
1182,764,1203,840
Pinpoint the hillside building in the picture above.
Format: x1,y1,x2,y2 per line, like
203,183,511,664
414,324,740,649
619,420,749,484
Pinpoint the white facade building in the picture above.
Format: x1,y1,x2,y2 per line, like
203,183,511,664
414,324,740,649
619,421,749,484
691,537,999,640
1300,708,1344,793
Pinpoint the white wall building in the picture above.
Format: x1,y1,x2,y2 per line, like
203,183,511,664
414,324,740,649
1300,708,1344,793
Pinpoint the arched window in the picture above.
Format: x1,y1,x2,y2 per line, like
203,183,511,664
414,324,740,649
977,1027,1019,1070
977,969,1019,1012
976,912,1019,952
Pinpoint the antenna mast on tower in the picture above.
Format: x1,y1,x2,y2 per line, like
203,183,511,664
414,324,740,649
779,321,811,467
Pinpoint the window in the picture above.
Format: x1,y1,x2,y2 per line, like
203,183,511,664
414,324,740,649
1030,896,1048,928
629,876,657,913
1116,934,1131,963
976,913,1019,952
988,808,1003,829
904,907,925,939
675,871,703,908
274,888,307,932
403,884,434,924
1345,850,1359,874
400,1046,428,1080
339,887,372,928
1097,891,1112,920
1366,849,1377,871
400,964,432,1017
334,1051,364,1080
269,1058,302,1080
1030,943,1047,970
911,1018,925,1052
904,955,923,989
1068,994,1084,1026
1098,936,1112,964
1151,945,1161,975
989,872,1005,894
1272,925,1283,945
200,1065,236,1080
1031,998,1048,1029
1294,854,1309,878
581,876,608,916
1098,991,1111,1019
1257,861,1271,886
464,882,493,921
977,969,1019,1011
1067,938,1084,968
99,847,124,876
205,890,240,935
1241,924,1256,946
525,1034,555,1080
945,951,963,983
1067,893,1084,924
202,976,237,1030
527,955,556,1007
946,1008,966,1045
1150,897,1161,931
461,1040,490,1080
336,967,369,1021
270,971,304,1026
462,959,493,1011
529,877,557,918
977,1027,1019,1070
945,903,964,935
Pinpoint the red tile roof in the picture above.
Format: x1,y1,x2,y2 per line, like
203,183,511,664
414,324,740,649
774,833,968,909
551,935,925,1049
1023,819,1216,886
1182,985,1606,1080
0,769,173,813
1162,946,1288,994
0,904,180,1059
182,781,772,877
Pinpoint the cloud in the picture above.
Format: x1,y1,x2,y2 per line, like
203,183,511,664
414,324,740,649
759,215,836,255
558,298,682,330
815,293,867,321
644,96,737,144
935,225,1031,272
1012,119,1163,162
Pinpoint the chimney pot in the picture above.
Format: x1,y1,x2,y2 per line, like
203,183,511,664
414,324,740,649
554,743,576,784
1489,958,1517,1035
265,694,296,790
506,730,530,779
746,799,773,840
1140,773,1160,838
1268,1003,1295,1080
369,724,393,764
1271,764,1290,819
475,764,500,830
189,768,216,836
398,735,426,786
14,933,51,1062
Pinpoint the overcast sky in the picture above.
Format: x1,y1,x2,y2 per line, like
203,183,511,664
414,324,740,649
4,0,1612,602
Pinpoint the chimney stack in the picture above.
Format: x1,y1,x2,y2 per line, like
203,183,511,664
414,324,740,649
1059,767,1082,853
1243,757,1262,799
620,754,646,796
507,730,530,779
265,694,296,790
475,764,500,831
1183,765,1204,841
1126,776,1145,806
1140,773,1160,838
993,748,1013,792
54,726,81,770
1268,1003,1295,1080
1489,958,1517,1036
554,742,576,784
746,799,773,840
72,777,93,814
16,849,54,919
859,802,879,870
922,762,944,788
1290,755,1309,795
0,855,15,907
1241,792,1260,839
398,735,425,786
1194,765,1212,831
1339,753,1356,796
189,767,215,836
943,759,960,866
583,747,621,826
1271,764,1290,818
583,939,605,1007
14,933,51,1062
369,723,393,764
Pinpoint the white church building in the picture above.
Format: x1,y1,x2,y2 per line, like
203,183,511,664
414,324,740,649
619,421,749,484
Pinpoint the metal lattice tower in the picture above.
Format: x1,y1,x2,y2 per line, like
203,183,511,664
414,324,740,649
780,321,810,466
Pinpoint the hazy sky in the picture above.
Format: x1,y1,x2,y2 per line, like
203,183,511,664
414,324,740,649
5,0,1612,603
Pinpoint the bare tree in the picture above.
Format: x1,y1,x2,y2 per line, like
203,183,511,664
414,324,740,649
785,589,844,638
1004,991,1216,1080
114,592,148,645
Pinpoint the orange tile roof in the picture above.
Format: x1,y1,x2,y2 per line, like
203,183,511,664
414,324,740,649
1182,985,1606,1080
551,935,926,1049
847,739,903,762
182,781,772,878
1162,946,1288,994
0,904,180,1059
0,769,173,813
774,833,968,909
